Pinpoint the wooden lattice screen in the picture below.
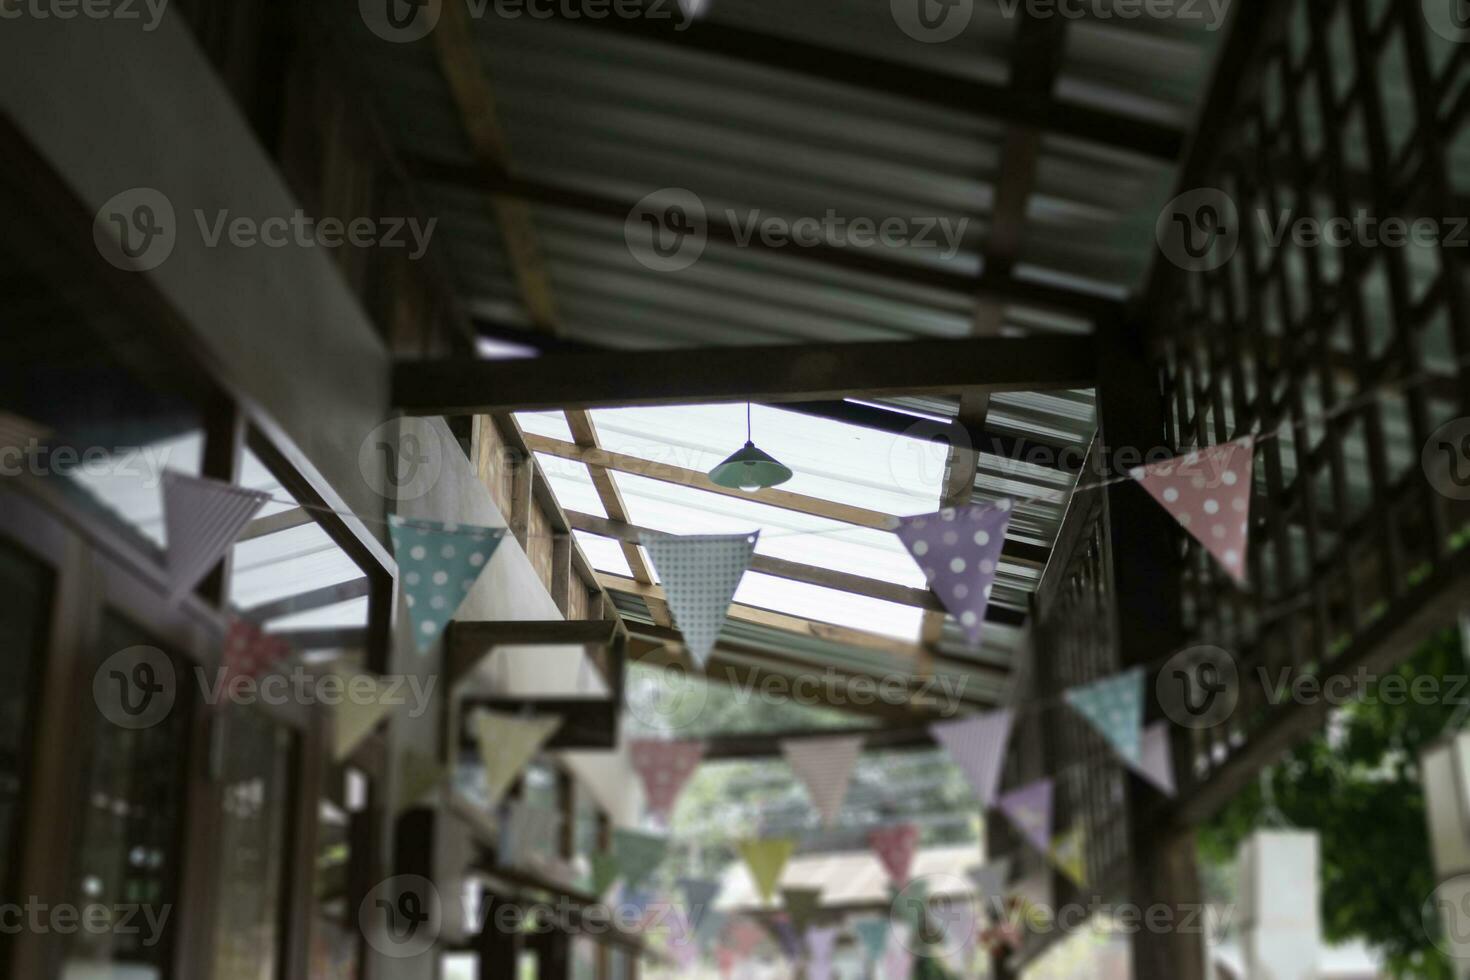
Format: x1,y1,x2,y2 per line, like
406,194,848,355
1149,0,1470,814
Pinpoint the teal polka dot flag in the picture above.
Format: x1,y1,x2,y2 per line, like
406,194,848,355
1064,666,1146,766
389,516,507,654
641,531,759,668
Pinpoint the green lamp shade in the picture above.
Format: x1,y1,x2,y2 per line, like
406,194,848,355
708,441,793,491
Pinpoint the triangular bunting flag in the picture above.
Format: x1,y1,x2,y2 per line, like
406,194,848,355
666,907,699,969
998,780,1053,855
641,531,759,667
1132,722,1178,797
1065,667,1146,767
767,915,802,962
161,471,270,602
806,926,840,980
780,886,823,932
895,501,1013,645
882,932,915,980
930,709,1014,807
612,829,668,889
679,877,721,934
869,824,920,886
330,670,393,761
781,735,864,827
222,617,290,684
855,917,889,962
969,857,1013,911
738,838,794,904
727,917,766,959
629,739,705,822
473,710,561,807
1129,436,1255,585
389,516,507,654
891,879,927,931
589,852,622,898
395,749,447,810
1049,826,1088,888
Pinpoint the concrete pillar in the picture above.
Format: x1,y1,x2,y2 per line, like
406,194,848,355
1236,830,1320,980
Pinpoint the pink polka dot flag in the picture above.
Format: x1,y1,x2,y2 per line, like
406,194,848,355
1129,436,1255,585
869,823,920,886
629,739,705,822
895,501,1013,646
223,617,290,684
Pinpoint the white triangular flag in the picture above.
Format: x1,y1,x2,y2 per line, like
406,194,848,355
331,671,393,761
642,532,758,667
162,471,270,602
781,735,864,827
930,709,1013,807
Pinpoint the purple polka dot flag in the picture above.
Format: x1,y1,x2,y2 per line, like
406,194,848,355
806,926,840,980
389,516,507,654
1133,721,1178,797
929,708,1014,808
997,778,1053,855
1128,436,1255,586
895,500,1013,646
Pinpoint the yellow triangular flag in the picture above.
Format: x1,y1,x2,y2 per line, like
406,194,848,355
474,710,562,807
395,749,447,810
738,838,795,905
331,671,394,761
1048,825,1087,888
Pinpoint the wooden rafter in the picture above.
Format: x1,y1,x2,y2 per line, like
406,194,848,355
524,434,1050,567
406,155,1124,322
393,336,1097,415
540,8,1184,161
567,509,1028,627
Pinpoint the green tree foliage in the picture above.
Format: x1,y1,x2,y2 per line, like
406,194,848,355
1198,626,1464,978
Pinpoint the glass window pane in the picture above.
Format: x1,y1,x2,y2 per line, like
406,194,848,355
63,614,195,980
211,709,294,980
0,539,53,939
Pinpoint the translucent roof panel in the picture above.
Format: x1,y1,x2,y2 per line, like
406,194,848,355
587,404,948,513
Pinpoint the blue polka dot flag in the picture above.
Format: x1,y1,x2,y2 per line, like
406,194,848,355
389,516,507,654
641,531,759,668
1064,666,1146,767
895,500,1013,646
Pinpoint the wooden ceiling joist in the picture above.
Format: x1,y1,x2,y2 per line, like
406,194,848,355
393,335,1097,415
406,155,1124,321
568,509,1029,627
542,6,1184,161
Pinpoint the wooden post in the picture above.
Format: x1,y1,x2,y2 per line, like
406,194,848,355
1096,319,1204,980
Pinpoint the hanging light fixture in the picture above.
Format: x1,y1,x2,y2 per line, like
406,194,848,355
708,404,793,492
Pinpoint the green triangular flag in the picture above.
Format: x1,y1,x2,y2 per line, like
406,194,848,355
612,829,668,889
589,852,622,898
330,670,393,761
781,886,822,931
474,710,561,807
738,838,794,905
395,749,446,810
